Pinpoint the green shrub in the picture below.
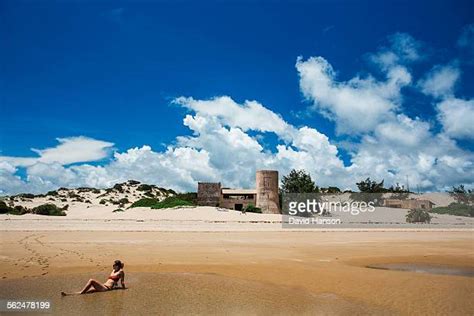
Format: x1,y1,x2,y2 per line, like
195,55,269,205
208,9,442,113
130,195,196,209
68,192,80,199
137,184,153,191
174,192,197,204
9,205,29,215
128,180,141,185
430,203,474,217
144,191,155,197
46,190,58,196
323,186,342,194
109,199,121,205
32,204,66,216
77,187,95,193
130,198,161,208
113,208,124,213
150,196,194,209
99,199,107,205
448,185,474,205
92,188,101,194
113,183,124,193
244,204,262,213
18,193,35,199
406,209,431,223
390,192,410,200
118,198,130,205
159,187,177,195
0,201,12,214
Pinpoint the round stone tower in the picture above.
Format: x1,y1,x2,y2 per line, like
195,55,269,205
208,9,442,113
256,170,280,214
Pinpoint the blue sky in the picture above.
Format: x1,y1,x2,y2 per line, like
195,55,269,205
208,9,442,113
1,0,473,194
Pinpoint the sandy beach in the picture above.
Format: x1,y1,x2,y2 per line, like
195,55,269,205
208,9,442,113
1,230,473,315
1,192,473,314
3,1,474,314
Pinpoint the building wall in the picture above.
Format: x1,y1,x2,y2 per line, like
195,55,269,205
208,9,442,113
256,170,280,214
384,199,433,210
197,182,221,206
220,196,256,210
197,170,281,213
407,200,433,210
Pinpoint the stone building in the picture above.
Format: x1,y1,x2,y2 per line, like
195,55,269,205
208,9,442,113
197,170,280,214
383,199,435,210
197,182,222,207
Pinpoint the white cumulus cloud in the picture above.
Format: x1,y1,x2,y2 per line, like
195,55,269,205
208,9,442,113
296,56,410,134
174,96,295,141
0,137,114,167
370,32,423,69
437,98,474,140
418,63,460,98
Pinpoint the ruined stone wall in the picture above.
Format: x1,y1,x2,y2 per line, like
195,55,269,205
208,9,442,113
255,170,280,214
384,199,433,210
197,182,221,207
220,197,256,211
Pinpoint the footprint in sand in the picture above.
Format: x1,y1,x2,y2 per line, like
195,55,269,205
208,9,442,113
16,234,101,278
16,234,52,278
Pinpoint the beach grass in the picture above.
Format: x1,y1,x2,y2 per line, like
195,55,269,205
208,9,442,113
430,202,474,217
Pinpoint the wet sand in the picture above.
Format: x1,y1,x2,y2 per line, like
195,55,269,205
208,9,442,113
0,231,473,315
366,263,474,277
0,273,383,315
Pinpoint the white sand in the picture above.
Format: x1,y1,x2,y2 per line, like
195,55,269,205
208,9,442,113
2,187,471,231
1,205,472,231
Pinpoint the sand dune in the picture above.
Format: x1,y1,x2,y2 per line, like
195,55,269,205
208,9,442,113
1,204,472,231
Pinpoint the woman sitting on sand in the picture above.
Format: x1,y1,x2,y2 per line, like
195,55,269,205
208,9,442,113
61,260,125,296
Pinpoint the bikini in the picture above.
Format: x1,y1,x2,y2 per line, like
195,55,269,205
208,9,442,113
104,274,121,290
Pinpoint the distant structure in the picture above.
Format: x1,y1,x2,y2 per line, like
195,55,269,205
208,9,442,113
197,182,221,207
255,170,280,214
197,170,280,214
383,199,435,210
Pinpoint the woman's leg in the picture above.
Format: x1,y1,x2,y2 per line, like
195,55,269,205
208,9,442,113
80,279,108,294
61,278,109,296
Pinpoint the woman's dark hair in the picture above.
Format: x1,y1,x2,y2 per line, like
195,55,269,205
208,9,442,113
113,260,124,269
